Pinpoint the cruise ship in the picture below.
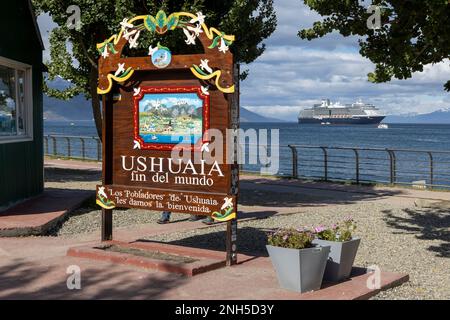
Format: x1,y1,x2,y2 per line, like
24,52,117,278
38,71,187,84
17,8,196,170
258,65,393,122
298,99,385,125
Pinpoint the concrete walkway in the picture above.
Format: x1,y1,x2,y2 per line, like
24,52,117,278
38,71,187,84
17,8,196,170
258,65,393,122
0,189,92,237
45,158,101,171
0,221,407,300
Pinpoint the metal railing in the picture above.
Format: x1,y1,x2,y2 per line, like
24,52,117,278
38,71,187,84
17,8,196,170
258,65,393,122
240,144,450,190
43,134,450,189
282,145,450,189
44,135,102,161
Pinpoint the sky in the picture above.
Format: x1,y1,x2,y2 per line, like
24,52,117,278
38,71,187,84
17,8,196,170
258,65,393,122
139,93,202,112
37,0,450,121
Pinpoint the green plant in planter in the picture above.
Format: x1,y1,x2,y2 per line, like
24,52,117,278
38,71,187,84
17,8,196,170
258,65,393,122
314,217,356,242
267,228,315,249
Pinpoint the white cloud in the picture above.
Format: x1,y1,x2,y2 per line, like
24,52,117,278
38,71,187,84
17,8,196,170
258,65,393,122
240,0,450,121
37,1,449,121
141,96,202,109
159,97,202,107
37,13,56,62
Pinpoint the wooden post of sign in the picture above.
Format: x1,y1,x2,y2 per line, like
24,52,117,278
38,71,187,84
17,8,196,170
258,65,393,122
226,64,240,266
226,219,237,266
101,208,113,241
101,94,113,241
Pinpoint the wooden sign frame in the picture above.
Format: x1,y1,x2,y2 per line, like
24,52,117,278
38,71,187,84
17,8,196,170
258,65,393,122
96,10,239,265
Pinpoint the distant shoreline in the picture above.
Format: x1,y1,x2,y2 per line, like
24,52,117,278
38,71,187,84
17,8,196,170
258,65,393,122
44,120,450,125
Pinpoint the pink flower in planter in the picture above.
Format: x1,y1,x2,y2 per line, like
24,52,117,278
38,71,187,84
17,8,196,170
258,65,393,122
314,225,326,233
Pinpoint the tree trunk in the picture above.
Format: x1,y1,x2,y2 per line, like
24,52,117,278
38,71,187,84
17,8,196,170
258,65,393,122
89,67,103,140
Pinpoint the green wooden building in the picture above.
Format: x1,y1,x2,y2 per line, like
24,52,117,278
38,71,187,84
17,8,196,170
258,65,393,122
0,0,44,210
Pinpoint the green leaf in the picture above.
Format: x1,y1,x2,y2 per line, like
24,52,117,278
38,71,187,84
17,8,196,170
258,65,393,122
212,207,233,219
118,68,132,78
107,43,117,54
156,42,170,52
155,10,167,29
224,39,233,46
299,0,450,90
144,15,157,32
166,13,179,30
37,0,277,139
208,35,221,49
97,44,105,55
192,64,208,77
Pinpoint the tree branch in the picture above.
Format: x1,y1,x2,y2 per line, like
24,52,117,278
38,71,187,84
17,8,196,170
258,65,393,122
75,33,98,70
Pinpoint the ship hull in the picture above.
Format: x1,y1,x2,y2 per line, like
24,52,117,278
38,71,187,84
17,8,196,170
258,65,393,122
298,116,385,125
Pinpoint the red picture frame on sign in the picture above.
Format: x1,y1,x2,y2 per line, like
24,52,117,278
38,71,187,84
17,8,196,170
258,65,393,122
133,86,210,151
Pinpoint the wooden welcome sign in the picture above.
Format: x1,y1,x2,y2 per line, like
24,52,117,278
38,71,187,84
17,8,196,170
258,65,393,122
96,11,239,264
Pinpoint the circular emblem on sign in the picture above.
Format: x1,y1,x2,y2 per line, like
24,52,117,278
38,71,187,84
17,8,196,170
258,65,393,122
151,46,172,69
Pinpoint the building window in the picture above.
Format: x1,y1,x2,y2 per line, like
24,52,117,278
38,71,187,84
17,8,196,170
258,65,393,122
0,56,33,143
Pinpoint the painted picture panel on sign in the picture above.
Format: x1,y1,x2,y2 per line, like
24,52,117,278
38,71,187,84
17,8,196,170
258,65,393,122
139,93,203,145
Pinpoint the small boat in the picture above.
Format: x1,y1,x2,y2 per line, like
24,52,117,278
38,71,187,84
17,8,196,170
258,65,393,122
377,124,388,129
151,135,158,140
321,122,331,125
70,122,75,126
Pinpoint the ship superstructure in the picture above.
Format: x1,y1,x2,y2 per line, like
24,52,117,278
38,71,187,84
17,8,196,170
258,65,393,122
298,99,385,125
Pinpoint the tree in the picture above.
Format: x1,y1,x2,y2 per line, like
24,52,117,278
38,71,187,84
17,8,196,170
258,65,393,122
299,0,450,91
33,0,276,138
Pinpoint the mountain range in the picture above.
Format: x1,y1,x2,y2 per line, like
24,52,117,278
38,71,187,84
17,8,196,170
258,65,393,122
43,79,450,123
383,109,450,124
43,95,282,122
142,102,202,119
240,108,284,122
43,94,92,121
44,96,450,124
43,94,284,124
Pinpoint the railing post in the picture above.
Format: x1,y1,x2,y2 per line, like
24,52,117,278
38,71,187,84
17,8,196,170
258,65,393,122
261,145,269,168
288,145,298,179
320,147,328,181
428,152,434,189
387,150,393,184
387,149,396,185
353,149,359,184
238,144,243,172
44,136,48,155
80,138,86,159
392,150,397,184
65,137,71,158
51,136,57,156
96,138,101,161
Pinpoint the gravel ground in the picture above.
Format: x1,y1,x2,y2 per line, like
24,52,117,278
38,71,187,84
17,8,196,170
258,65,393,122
48,200,189,236
144,201,449,300
45,167,449,299
44,167,188,235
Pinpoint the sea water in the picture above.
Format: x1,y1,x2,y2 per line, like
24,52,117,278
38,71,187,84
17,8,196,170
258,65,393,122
44,121,450,185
